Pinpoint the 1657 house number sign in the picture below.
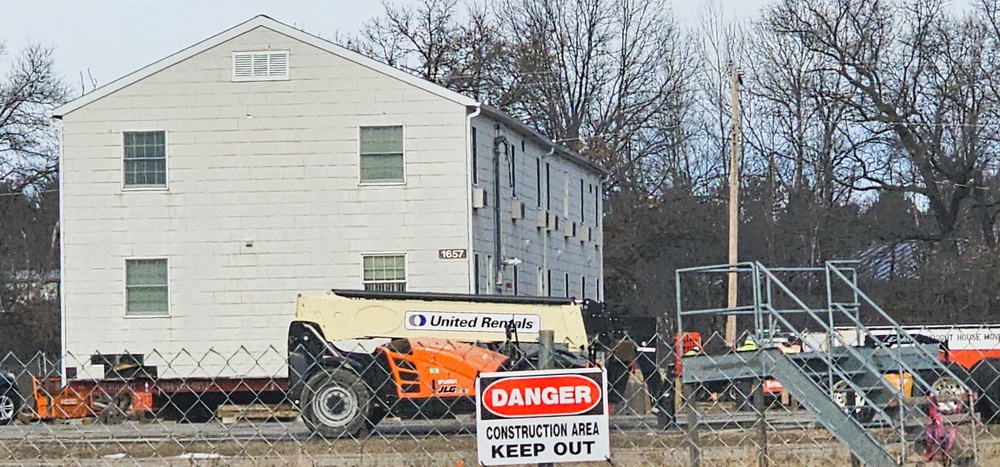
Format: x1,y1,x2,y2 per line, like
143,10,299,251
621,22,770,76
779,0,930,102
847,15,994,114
438,249,467,260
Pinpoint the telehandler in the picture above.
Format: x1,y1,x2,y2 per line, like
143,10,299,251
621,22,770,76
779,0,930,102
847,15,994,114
287,289,667,437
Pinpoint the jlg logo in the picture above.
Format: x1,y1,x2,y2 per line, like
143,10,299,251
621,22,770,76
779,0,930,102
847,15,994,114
482,375,601,418
438,386,458,394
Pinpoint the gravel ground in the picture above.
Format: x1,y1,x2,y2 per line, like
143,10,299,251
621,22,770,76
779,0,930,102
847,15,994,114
0,413,994,466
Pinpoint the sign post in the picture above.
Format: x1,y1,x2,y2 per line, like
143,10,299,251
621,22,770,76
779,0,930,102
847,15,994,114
475,367,610,465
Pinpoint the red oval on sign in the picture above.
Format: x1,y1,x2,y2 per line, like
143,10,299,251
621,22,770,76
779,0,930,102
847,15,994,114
482,375,601,418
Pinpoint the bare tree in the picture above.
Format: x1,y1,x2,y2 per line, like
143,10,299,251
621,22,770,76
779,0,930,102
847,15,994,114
0,42,66,357
340,0,509,103
493,0,698,196
0,42,69,192
492,0,610,145
344,0,459,80
689,1,745,192
743,16,858,204
335,0,1000,321
769,0,1000,247
347,0,699,196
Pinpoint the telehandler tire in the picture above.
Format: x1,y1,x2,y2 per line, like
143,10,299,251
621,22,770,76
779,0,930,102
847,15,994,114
301,368,373,438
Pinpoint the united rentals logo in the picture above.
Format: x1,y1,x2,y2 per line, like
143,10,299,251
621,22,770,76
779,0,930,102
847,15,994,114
403,311,540,333
407,313,428,327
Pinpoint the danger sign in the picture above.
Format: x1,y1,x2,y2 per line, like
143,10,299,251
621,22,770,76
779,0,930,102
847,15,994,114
483,374,601,417
476,367,609,465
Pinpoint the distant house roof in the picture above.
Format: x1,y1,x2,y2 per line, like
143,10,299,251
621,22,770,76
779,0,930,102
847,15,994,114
858,241,921,280
52,15,605,176
9,270,59,283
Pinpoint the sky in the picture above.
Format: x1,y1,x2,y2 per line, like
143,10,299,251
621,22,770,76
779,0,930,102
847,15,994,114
0,0,770,95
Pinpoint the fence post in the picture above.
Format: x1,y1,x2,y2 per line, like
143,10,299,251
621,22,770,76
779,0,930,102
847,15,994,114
539,330,554,372
685,384,701,467
755,381,768,467
538,330,555,467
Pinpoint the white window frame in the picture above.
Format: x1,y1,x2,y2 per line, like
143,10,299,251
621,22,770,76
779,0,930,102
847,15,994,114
121,130,168,191
358,125,407,185
124,257,169,318
486,255,495,295
361,253,407,292
563,171,570,218
232,50,290,81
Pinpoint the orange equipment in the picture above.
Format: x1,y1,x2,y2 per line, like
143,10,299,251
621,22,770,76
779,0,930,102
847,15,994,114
380,338,508,399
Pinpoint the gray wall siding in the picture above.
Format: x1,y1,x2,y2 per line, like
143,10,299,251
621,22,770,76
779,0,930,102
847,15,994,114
469,116,603,302
61,26,472,377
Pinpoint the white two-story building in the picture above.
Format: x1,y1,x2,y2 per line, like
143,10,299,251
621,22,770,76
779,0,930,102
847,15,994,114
53,15,604,378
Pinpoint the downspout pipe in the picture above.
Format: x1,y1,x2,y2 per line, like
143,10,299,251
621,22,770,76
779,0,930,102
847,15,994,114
465,105,482,293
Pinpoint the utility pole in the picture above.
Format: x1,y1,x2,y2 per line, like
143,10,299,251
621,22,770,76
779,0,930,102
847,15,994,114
726,65,741,348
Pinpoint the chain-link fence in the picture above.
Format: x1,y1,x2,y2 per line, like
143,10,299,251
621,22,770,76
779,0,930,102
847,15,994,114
5,262,1000,466
2,327,999,466
0,340,678,466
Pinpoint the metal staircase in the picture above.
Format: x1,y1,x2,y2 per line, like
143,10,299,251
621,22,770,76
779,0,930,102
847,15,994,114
676,261,977,466
764,349,896,466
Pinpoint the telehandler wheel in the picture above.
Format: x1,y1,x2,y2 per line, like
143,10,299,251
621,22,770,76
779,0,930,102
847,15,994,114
366,405,388,429
301,368,372,438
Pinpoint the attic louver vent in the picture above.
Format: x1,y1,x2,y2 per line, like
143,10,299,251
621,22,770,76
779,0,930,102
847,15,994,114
232,51,289,81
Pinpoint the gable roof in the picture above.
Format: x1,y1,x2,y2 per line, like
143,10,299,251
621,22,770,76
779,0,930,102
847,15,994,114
52,15,605,176
52,15,476,117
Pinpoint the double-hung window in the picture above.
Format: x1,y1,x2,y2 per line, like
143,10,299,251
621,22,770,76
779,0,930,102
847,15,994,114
363,254,406,292
125,259,169,316
360,126,404,183
123,131,166,187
